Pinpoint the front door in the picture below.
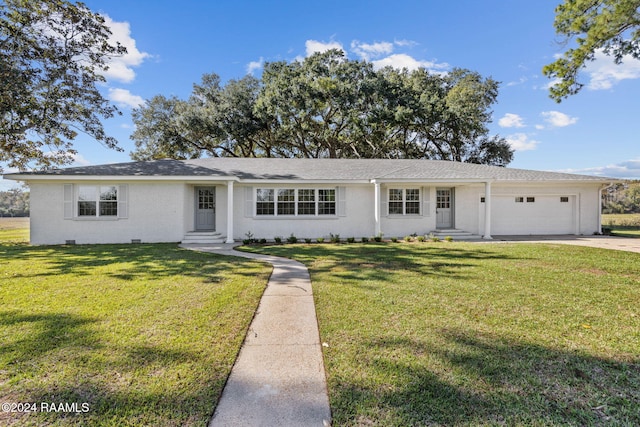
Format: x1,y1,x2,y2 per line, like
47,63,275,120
436,188,453,229
195,187,215,231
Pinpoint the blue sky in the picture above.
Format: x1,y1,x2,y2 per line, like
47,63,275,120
3,0,640,190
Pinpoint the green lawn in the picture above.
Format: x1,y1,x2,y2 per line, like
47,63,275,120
0,242,271,426
245,242,640,426
0,217,29,242
602,213,640,237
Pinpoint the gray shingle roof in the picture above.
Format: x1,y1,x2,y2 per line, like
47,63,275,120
4,158,615,182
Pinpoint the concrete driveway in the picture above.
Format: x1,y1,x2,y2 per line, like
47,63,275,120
487,235,640,254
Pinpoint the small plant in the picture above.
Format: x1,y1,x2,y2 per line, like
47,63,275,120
391,237,398,243
245,230,255,242
316,237,325,243
361,237,369,243
373,232,383,242
444,236,454,242
259,238,267,244
304,238,312,243
417,235,426,242
242,239,251,244
404,235,413,242
430,235,441,242
274,236,283,244
347,237,355,243
330,233,341,243
287,233,298,244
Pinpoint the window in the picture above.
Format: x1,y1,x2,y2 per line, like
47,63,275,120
78,185,118,217
480,197,486,203
277,189,295,215
389,189,403,214
389,188,420,215
515,197,524,203
318,189,336,215
526,197,535,203
298,189,316,215
256,189,274,215
560,196,569,203
255,188,336,216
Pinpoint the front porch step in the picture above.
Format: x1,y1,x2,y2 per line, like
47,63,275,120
429,229,483,240
181,231,226,244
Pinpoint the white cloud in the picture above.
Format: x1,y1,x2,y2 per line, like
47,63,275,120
498,113,525,128
372,53,449,72
505,133,540,151
506,76,528,87
394,39,418,48
70,153,92,166
351,40,394,60
108,88,145,109
559,158,640,179
101,15,151,83
305,39,345,56
541,110,578,127
247,57,264,75
585,49,640,90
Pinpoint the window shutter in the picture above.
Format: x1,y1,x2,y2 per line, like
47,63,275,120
244,186,253,217
117,184,128,218
63,184,73,219
422,186,431,217
337,186,346,217
381,186,388,216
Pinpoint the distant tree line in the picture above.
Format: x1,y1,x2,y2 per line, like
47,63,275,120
0,188,29,217
603,181,640,214
131,50,513,166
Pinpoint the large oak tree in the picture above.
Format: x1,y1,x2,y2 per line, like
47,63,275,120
132,50,512,166
0,0,125,171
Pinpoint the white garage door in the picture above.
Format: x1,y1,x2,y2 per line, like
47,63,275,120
491,195,576,235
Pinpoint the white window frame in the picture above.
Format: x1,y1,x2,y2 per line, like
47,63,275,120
64,184,128,220
255,188,337,217
388,188,421,216
77,185,118,218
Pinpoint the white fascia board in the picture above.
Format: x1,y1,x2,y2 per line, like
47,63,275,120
3,175,238,182
371,178,492,184
238,179,370,185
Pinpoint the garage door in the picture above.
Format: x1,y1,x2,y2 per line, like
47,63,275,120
491,195,576,235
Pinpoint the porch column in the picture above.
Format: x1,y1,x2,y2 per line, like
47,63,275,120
226,181,235,243
374,181,381,236
483,181,492,239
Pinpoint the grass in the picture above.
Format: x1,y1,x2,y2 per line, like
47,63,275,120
602,213,640,237
0,217,29,242
0,241,271,426
244,242,640,426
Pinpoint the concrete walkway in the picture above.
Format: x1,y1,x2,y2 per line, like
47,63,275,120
180,243,331,427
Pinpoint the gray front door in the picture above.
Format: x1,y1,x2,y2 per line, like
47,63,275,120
195,187,215,230
436,188,453,229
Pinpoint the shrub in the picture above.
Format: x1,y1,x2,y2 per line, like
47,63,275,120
330,233,340,243
287,233,298,244
444,236,453,242
304,238,312,243
391,237,398,243
316,237,325,243
417,235,426,242
430,236,441,242
274,236,282,244
373,233,383,242
347,237,355,243
259,238,267,244
404,235,413,242
361,237,369,243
